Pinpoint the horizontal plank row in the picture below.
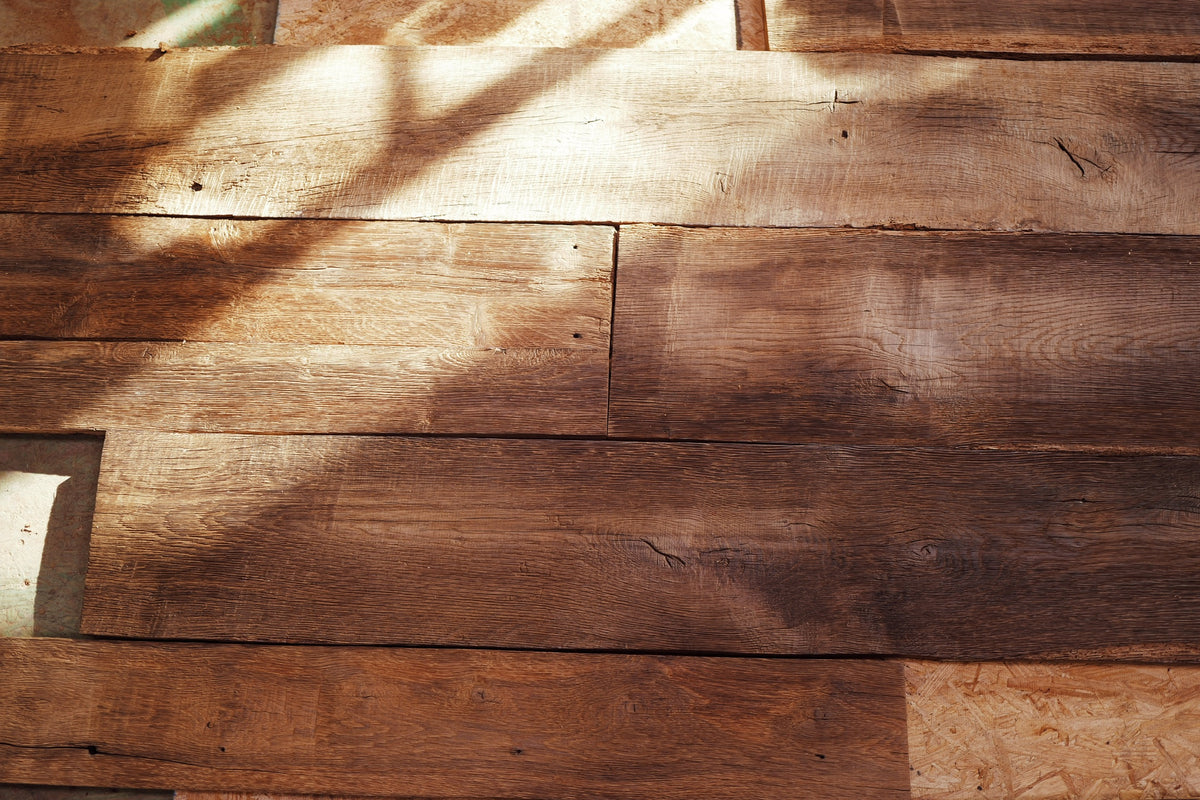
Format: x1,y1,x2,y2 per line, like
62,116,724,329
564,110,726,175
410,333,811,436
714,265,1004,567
83,432,1200,659
609,226,1200,452
275,0,739,49
0,216,611,435
0,638,907,798
3,48,1199,232
764,0,1200,56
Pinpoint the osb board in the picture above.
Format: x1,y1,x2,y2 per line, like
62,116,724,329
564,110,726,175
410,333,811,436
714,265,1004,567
3,48,1200,233
907,662,1200,799
763,0,1200,56
275,0,736,49
0,0,277,47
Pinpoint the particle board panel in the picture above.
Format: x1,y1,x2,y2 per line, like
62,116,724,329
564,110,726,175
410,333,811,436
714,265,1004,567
906,662,1200,799
83,432,1200,659
763,0,1200,56
0,218,611,435
275,0,737,49
607,226,1200,452
2,48,1199,233
0,638,909,799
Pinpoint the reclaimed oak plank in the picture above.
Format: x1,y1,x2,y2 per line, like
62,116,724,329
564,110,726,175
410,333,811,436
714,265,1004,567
764,0,1200,56
608,226,1200,452
2,48,1199,232
274,0,738,49
82,432,1200,658
0,638,908,798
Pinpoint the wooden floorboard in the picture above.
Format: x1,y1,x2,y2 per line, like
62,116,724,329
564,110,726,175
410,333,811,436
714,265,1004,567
2,48,1200,232
764,0,1200,56
82,431,1200,659
0,638,909,798
906,662,1200,799
0,216,611,435
274,0,738,48
608,225,1200,452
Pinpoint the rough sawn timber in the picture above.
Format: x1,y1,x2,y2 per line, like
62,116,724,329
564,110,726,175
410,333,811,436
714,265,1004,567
82,432,1200,659
608,226,1200,452
0,217,611,435
763,0,1200,56
0,638,909,798
2,47,1199,232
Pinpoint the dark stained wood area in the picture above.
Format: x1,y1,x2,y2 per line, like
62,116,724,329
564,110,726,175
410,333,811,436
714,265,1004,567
608,225,1200,451
0,216,612,435
0,638,909,799
2,49,1200,232
83,431,1200,659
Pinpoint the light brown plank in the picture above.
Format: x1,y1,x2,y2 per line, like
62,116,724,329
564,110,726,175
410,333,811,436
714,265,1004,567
734,0,768,49
0,342,604,434
0,0,276,47
0,215,611,347
764,0,1200,56
2,48,1199,233
906,662,1200,799
608,226,1200,452
0,638,909,798
0,217,611,434
82,432,1200,659
274,0,737,48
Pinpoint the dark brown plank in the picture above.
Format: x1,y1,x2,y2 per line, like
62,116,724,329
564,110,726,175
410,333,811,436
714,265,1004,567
2,48,1200,233
0,217,611,435
0,638,909,798
83,432,1200,658
764,0,1200,56
608,226,1200,452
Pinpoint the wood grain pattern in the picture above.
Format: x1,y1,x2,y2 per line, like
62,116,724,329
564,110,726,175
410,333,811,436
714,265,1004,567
0,215,612,347
0,217,610,434
0,638,908,798
275,0,737,49
83,432,1200,658
608,226,1200,452
0,342,605,434
764,0,1200,56
2,48,1199,233
906,662,1200,799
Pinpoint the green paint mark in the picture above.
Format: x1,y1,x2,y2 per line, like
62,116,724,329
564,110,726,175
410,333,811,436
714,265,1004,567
158,0,262,46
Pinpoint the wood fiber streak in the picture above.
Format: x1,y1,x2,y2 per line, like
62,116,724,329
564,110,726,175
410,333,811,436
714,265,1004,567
2,48,1199,232
0,638,909,798
0,342,606,434
608,226,1200,451
83,432,1200,658
906,662,1200,799
764,0,1200,56
0,215,613,347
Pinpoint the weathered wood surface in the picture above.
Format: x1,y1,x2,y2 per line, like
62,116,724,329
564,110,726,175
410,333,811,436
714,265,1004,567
0,217,610,434
608,226,1200,452
735,0,768,49
2,48,1199,233
906,662,1200,799
0,638,908,798
0,215,612,347
275,0,737,48
83,432,1200,658
0,0,276,47
764,0,1200,56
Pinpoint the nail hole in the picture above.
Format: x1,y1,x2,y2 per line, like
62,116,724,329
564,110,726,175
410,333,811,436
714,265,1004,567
86,745,98,755
191,182,203,192
841,130,849,138
572,333,582,339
